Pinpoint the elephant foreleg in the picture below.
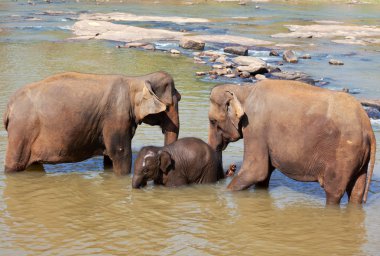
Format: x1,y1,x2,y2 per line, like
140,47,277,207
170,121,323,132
255,166,275,189
103,122,133,176
227,142,270,191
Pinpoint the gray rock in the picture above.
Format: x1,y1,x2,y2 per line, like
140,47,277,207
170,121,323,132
269,50,279,56
196,71,206,76
225,73,237,78
224,46,248,56
240,71,251,78
270,71,315,85
179,37,205,50
212,64,224,69
329,59,344,65
170,49,180,54
300,54,311,59
255,74,266,80
283,50,298,63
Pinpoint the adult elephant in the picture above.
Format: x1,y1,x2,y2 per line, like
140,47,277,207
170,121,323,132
208,80,376,205
3,71,181,175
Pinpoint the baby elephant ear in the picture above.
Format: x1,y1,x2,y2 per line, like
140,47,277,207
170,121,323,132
136,81,167,122
158,150,172,174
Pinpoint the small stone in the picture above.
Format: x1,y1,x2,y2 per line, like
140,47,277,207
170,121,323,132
210,74,218,79
300,54,311,59
283,50,298,63
170,49,180,54
329,59,344,65
255,5,260,9
209,70,218,75
215,56,227,63
225,73,237,78
238,1,246,5
179,37,205,50
212,64,224,69
342,87,350,93
209,56,217,62
223,62,234,68
269,50,279,56
224,46,248,56
255,74,266,80
240,71,251,78
215,69,228,76
194,56,202,62
196,71,206,76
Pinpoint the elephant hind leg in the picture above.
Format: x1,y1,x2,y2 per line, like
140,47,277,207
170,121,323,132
323,167,351,205
5,135,33,173
346,166,367,204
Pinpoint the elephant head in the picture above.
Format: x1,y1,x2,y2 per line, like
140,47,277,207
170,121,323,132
132,147,173,188
208,84,245,152
135,71,181,145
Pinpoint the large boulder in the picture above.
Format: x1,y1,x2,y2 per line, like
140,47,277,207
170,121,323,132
233,56,268,75
224,46,248,56
232,56,266,66
179,37,205,50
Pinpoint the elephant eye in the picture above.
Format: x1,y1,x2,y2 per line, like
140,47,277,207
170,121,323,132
143,168,149,174
210,119,217,125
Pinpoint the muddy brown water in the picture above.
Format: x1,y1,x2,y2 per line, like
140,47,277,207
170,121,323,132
1,1,380,255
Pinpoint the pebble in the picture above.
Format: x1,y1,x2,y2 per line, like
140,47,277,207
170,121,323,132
283,50,298,63
196,71,206,76
170,49,180,54
269,50,280,56
329,59,344,65
300,54,311,59
240,71,251,78
255,74,266,80
225,73,237,78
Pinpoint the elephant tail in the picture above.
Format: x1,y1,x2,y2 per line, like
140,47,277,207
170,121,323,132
363,131,376,203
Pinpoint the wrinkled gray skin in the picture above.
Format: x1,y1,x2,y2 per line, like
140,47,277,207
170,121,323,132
208,80,376,205
3,71,181,175
132,137,224,188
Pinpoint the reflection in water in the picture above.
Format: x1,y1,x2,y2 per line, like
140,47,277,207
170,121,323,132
2,173,367,255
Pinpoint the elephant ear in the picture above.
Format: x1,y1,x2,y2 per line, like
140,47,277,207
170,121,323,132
226,91,244,129
158,150,172,174
136,81,167,123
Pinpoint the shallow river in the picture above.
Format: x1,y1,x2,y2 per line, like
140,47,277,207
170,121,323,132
1,1,380,255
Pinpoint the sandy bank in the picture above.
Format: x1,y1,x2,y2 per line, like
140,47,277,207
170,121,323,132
72,19,274,46
78,12,209,23
272,24,380,45
72,20,184,42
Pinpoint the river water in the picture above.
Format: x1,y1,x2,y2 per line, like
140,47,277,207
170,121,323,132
0,1,380,255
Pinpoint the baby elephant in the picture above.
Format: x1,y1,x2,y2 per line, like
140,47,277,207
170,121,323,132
132,137,224,188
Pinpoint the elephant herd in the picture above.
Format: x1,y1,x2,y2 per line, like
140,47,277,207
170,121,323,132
3,71,376,205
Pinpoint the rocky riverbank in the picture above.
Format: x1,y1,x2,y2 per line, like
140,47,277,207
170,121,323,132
68,11,380,119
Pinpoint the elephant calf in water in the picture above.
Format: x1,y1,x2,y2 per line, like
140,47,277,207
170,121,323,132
3,71,181,175
132,137,225,188
208,79,376,205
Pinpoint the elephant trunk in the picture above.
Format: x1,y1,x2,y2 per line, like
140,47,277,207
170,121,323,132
163,93,180,145
132,175,146,189
208,124,224,152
